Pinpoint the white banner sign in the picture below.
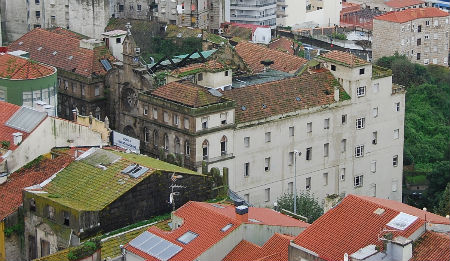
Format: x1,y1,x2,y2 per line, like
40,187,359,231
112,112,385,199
112,131,140,153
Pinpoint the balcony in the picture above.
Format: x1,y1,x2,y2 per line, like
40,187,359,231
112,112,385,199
196,152,234,166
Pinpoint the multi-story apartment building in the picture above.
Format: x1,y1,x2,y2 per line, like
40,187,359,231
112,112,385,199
373,7,450,65
276,0,341,27
230,0,277,27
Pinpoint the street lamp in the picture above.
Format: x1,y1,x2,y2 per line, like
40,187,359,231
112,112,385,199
293,150,301,214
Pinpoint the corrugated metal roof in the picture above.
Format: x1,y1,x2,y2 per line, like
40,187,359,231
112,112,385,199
5,106,47,133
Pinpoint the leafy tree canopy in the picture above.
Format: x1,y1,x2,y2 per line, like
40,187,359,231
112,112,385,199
276,192,324,223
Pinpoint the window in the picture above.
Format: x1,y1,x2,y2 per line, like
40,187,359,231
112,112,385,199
373,83,379,93
418,25,422,32
119,4,124,11
395,102,400,112
143,107,148,116
393,155,398,167
137,4,142,11
356,117,365,129
244,193,249,202
323,173,328,186
202,140,209,159
359,68,365,75
306,147,312,160
178,231,198,244
424,35,429,40
265,132,271,142
184,118,189,129
417,38,421,46
341,139,346,152
173,114,180,126
354,175,363,187
47,205,55,220
324,118,330,129
143,127,149,142
221,136,227,155
63,211,70,226
201,117,208,129
92,86,100,96
306,177,311,190
331,64,336,71
288,182,293,194
262,157,271,171
197,73,203,81
324,143,329,157
289,126,294,136
372,131,378,145
394,129,399,139
81,85,86,96
244,162,250,177
265,188,270,202
116,38,121,44
164,112,169,123
64,80,68,90
434,20,438,26
307,122,312,133
35,0,40,4
355,145,364,157
373,107,378,117
417,53,421,60
340,168,345,181
371,161,377,173
244,137,250,147
153,108,158,119
225,70,229,76
426,20,430,26
164,134,169,150
30,198,36,212
288,151,294,165
185,141,190,156
174,137,181,154
153,130,159,147
342,114,347,125
357,86,366,97
220,113,227,125
36,11,40,18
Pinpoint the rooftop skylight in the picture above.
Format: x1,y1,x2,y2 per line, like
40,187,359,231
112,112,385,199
177,231,198,244
221,224,233,232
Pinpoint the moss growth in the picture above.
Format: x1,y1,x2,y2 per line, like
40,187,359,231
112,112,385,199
1,140,10,149
67,238,101,261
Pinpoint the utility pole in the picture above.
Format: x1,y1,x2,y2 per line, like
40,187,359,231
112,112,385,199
293,150,301,214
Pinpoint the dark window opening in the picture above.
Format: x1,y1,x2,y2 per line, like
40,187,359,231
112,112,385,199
331,64,336,71
359,68,365,75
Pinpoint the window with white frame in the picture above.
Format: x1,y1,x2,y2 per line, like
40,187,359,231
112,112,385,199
143,107,148,116
371,160,377,173
354,175,363,187
164,134,169,150
184,118,189,129
323,173,328,186
394,129,399,139
393,155,398,167
373,83,379,93
426,20,430,26
201,117,208,129
324,118,330,129
395,102,400,112
434,20,438,26
244,162,250,177
341,139,347,153
185,141,190,155
173,114,179,126
265,188,270,202
265,132,271,142
357,86,366,97
202,140,209,159
306,177,311,190
289,126,294,136
163,111,169,123
265,157,270,171
372,131,378,145
342,114,347,125
355,145,364,157
356,117,365,129
143,127,149,142
324,143,329,157
373,107,378,117
244,137,250,147
153,108,158,119
340,168,345,181
221,136,227,155
306,147,312,160
220,112,227,125
307,122,312,133
95,86,100,96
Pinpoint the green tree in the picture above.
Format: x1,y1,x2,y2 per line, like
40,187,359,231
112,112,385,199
426,161,450,205
276,192,324,223
434,183,450,216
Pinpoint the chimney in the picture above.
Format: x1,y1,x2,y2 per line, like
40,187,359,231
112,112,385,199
13,132,23,145
235,205,249,222
72,108,78,122
260,60,274,72
387,236,412,261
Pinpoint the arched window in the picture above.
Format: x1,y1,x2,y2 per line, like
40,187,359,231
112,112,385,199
143,127,149,142
221,136,227,155
185,140,191,156
174,137,181,154
164,134,169,151
153,130,159,147
202,140,209,160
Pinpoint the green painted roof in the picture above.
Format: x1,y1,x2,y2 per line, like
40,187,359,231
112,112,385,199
33,149,201,211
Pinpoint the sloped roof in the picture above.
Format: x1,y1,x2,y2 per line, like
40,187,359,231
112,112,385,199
170,60,226,77
374,7,449,23
385,0,424,8
319,50,369,68
292,194,449,261
235,41,307,73
410,231,450,261
8,28,113,78
0,152,73,220
268,37,298,55
151,80,224,108
125,201,308,261
223,69,347,123
0,53,55,80
28,149,200,211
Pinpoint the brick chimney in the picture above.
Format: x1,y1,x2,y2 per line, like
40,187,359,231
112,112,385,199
235,205,249,222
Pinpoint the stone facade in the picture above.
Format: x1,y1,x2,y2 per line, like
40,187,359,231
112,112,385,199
373,14,450,66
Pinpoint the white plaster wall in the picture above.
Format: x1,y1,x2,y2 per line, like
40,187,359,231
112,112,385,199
125,250,146,261
3,0,28,42
282,0,341,27
253,28,271,44
242,223,304,245
197,225,245,261
198,70,233,89
104,34,127,61
36,223,58,258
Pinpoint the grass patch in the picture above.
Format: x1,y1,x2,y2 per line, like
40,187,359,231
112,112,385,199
405,174,427,185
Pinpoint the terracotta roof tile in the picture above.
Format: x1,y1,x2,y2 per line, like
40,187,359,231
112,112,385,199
410,231,450,261
170,60,226,76
0,152,74,220
223,70,346,123
223,240,263,261
151,80,224,108
320,50,370,67
375,7,449,23
125,202,308,261
293,194,448,261
268,37,298,55
8,28,114,78
0,53,55,80
385,0,425,8
235,41,307,73
0,101,28,152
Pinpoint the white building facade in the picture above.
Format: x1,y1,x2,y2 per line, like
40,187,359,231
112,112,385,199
230,0,277,27
276,0,342,27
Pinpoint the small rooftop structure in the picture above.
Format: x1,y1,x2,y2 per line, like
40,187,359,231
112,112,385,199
101,30,128,37
318,50,370,68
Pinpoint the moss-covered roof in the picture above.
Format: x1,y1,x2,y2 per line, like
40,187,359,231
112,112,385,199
30,149,200,211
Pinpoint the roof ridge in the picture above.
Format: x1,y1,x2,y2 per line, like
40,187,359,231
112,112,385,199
182,202,240,223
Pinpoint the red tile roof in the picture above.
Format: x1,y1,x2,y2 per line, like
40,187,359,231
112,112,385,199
385,0,425,9
320,50,369,67
410,231,450,261
8,28,113,78
170,60,226,77
268,37,298,55
293,194,449,261
226,23,270,34
0,53,55,80
125,201,308,261
235,41,307,73
150,80,224,108
374,8,449,23
224,233,295,261
0,152,74,220
0,101,27,152
223,70,346,123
